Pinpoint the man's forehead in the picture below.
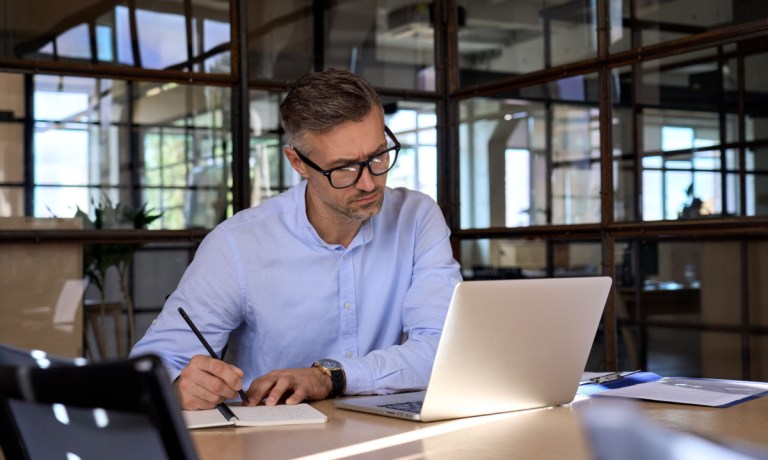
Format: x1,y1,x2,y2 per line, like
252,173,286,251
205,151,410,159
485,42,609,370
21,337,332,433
301,125,387,160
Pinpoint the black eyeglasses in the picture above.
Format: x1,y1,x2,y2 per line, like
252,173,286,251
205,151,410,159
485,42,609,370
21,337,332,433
292,126,400,189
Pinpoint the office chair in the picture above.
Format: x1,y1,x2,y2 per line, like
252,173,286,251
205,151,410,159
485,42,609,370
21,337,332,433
0,345,198,460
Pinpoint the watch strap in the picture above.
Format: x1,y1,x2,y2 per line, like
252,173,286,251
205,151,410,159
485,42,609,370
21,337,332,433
312,362,346,399
327,368,345,399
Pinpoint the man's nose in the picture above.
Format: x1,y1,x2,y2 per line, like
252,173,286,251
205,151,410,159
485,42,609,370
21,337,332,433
355,166,376,191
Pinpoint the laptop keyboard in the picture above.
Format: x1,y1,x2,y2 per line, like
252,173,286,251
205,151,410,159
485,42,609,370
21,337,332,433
377,401,423,413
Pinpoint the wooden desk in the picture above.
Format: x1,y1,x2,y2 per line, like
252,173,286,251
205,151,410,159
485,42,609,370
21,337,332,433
192,396,768,459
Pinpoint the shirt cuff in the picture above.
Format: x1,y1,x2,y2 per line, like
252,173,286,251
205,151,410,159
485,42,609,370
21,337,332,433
337,357,375,395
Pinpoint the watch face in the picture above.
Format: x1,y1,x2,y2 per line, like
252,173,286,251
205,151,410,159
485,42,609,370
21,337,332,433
317,358,342,370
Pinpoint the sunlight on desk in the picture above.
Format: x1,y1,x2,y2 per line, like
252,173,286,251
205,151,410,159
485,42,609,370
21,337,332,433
294,406,549,460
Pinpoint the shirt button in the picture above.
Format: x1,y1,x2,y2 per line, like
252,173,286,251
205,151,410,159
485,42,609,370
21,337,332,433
343,254,348,260
344,303,352,309
346,352,353,358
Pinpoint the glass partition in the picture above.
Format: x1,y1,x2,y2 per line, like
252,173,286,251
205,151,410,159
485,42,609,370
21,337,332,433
246,0,314,80
612,44,768,221
457,0,598,87
32,75,232,229
744,50,768,217
613,0,768,53
460,238,602,280
384,100,438,199
0,72,26,217
616,239,768,380
459,73,600,229
0,0,231,73
249,91,288,204
326,0,437,90
247,0,438,90
248,92,439,203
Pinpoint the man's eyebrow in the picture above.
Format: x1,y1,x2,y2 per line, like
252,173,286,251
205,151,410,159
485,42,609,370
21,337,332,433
325,140,389,168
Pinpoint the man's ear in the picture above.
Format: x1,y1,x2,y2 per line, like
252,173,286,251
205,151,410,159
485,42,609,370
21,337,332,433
284,146,308,178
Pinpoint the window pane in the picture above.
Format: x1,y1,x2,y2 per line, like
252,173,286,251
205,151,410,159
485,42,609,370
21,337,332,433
459,74,600,230
246,0,438,90
0,73,26,118
0,188,23,217
249,91,292,205
32,75,232,229
31,76,95,216
247,0,314,80
135,7,188,69
246,92,438,204
613,43,768,221
744,51,768,216
616,240,751,376
552,241,602,277
460,238,602,280
551,105,601,224
57,24,91,60
613,99,636,221
460,239,545,280
327,1,436,91
458,0,598,88
0,73,23,217
0,124,24,182
0,0,231,73
614,0,768,52
384,101,438,200
135,82,233,229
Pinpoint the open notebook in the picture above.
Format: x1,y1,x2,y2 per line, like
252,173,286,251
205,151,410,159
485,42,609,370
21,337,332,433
335,277,612,422
182,403,327,429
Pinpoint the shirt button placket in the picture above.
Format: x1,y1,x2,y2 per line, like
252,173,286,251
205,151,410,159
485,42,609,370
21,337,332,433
338,250,358,359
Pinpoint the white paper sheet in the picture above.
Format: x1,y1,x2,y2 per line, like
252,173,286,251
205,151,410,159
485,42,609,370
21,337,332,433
595,378,768,407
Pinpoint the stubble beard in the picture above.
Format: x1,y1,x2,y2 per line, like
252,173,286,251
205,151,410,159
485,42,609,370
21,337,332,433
335,187,385,222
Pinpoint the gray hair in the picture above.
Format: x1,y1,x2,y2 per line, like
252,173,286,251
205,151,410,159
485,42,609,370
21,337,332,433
280,68,383,149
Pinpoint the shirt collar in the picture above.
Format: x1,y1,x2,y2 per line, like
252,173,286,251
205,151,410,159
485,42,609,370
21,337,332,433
296,180,377,250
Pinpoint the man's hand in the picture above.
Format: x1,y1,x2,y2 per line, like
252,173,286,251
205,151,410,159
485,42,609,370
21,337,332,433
175,355,248,410
247,367,331,406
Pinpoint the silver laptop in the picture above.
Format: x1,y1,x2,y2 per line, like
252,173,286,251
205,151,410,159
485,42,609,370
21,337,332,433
335,276,612,422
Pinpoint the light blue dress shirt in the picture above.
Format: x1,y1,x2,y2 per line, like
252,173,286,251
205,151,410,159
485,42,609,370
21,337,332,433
130,181,462,395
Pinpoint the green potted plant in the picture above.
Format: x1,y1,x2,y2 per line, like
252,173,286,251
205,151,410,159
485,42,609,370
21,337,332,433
76,197,162,356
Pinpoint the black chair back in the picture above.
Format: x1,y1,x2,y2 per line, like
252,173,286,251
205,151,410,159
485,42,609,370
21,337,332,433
0,344,198,460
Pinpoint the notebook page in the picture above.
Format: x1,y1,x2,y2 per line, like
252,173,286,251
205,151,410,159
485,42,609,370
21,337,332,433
230,403,328,426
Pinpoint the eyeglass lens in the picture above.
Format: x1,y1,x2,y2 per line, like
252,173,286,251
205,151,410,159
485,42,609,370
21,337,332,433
329,149,396,188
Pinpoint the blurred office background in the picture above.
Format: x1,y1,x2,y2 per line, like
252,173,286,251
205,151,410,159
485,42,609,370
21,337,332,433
1,0,767,381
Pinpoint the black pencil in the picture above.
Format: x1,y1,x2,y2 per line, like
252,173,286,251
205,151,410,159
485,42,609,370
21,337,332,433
178,306,249,404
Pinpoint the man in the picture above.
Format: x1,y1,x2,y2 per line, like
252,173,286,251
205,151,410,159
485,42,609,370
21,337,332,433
130,68,461,410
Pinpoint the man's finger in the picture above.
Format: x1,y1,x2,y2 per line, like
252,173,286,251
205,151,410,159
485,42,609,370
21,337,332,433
198,357,245,393
284,387,308,405
247,375,278,404
177,355,245,410
264,376,294,406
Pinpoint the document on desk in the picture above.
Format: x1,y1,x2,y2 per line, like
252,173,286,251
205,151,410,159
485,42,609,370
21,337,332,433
594,377,768,407
182,404,327,429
